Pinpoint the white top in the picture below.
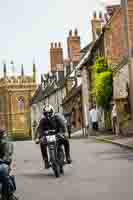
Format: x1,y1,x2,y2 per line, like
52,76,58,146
112,105,117,117
89,108,98,123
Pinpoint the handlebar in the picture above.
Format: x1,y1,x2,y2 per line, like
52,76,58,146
0,159,11,165
43,130,56,135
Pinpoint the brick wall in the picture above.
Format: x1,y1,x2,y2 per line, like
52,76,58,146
104,9,127,65
67,29,80,64
127,0,133,54
104,0,133,66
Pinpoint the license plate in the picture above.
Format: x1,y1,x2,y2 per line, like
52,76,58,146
46,135,56,142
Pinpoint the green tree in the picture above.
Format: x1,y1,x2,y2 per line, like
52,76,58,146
94,57,113,110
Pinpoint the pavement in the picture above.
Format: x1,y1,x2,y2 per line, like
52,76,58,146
71,129,84,138
72,129,133,150
15,138,133,200
94,135,133,150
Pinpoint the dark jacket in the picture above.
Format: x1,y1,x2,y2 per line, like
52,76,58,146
35,113,67,139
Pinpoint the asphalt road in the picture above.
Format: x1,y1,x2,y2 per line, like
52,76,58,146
15,139,133,200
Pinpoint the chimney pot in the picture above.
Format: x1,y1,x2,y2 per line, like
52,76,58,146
93,11,97,19
99,11,102,19
58,42,61,48
51,42,53,48
75,28,78,36
69,30,72,36
92,10,104,41
55,42,57,48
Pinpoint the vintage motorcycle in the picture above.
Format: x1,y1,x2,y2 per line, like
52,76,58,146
0,159,17,200
41,130,65,178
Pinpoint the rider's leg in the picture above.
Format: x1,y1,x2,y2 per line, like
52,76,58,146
63,137,72,164
40,142,49,169
10,175,16,192
67,126,71,139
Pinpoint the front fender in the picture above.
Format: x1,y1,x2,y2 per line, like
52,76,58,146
48,145,57,164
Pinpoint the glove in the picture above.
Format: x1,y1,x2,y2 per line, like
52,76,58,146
35,138,40,144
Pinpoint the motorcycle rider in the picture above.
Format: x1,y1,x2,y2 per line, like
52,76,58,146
0,128,17,199
34,104,72,169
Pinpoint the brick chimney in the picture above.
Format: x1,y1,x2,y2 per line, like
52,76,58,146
50,42,64,73
67,29,80,65
91,11,104,41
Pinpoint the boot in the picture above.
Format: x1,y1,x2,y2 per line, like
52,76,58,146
64,139,72,164
44,160,50,169
66,155,72,164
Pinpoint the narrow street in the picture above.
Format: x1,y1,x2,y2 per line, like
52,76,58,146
15,139,133,200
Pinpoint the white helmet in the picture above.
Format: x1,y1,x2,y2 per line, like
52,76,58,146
43,104,55,118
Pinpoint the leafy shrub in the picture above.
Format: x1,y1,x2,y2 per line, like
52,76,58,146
94,57,113,110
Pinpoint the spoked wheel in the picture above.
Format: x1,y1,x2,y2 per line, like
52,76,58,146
8,195,18,200
58,146,65,175
3,194,18,200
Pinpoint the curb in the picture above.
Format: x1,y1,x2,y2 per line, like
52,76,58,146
71,135,88,139
96,138,133,150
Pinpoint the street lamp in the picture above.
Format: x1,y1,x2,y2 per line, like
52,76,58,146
122,0,133,120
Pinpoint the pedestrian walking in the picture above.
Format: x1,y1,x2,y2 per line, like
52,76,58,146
111,103,119,136
67,123,72,139
64,112,72,139
89,105,99,135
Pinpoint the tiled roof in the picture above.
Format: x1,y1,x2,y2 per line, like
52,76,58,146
30,78,65,105
80,42,93,54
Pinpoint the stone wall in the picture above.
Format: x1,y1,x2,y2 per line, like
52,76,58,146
113,63,132,135
0,87,36,139
113,64,129,99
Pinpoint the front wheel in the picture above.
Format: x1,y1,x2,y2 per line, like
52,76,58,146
57,146,65,175
8,194,18,200
60,166,64,175
1,194,18,200
53,164,60,178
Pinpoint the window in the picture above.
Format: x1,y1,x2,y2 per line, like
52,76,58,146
18,96,25,112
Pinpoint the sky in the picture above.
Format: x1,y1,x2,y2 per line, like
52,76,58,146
0,0,120,82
